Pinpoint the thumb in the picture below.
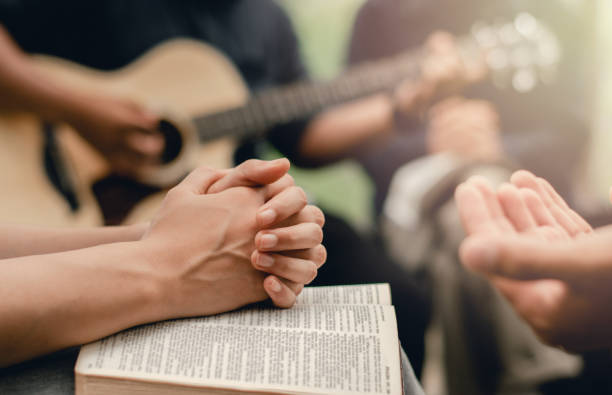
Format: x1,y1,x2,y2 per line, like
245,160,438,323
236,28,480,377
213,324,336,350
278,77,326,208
459,234,608,283
178,165,227,194
207,158,290,194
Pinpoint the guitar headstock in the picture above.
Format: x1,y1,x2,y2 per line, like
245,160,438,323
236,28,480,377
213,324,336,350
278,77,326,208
465,12,562,92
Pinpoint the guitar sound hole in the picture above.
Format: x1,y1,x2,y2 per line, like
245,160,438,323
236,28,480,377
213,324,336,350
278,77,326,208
158,119,183,164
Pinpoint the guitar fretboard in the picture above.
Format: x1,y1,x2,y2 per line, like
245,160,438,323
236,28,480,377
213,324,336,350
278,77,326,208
193,50,422,142
192,12,560,142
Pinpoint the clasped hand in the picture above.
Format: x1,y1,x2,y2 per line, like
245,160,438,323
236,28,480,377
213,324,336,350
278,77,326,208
141,158,326,320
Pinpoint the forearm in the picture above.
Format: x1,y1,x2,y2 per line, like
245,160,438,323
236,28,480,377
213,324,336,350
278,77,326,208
0,25,88,124
298,93,394,162
0,240,164,367
0,223,147,259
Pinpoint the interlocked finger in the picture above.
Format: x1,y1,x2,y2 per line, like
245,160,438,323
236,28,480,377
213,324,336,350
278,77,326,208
256,185,308,228
262,174,296,200
207,158,289,194
274,205,325,229
276,244,327,268
252,250,319,285
180,165,227,194
255,222,323,252
264,275,300,309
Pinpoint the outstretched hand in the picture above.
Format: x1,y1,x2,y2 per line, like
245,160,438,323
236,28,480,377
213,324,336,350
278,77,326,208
456,170,612,351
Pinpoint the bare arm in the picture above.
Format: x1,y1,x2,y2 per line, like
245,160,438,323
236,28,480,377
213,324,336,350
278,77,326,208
0,223,147,259
298,93,395,162
0,160,326,367
0,240,161,366
0,24,88,122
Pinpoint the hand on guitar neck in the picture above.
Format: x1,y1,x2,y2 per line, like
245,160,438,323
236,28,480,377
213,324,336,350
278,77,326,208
299,30,484,163
393,31,487,119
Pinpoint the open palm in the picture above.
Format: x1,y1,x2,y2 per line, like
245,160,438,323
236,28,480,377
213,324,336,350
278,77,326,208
455,170,612,351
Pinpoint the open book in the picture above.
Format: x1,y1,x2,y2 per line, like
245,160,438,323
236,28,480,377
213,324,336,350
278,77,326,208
75,283,403,394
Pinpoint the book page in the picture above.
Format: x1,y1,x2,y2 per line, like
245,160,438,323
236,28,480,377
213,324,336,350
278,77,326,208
295,283,391,306
76,288,401,395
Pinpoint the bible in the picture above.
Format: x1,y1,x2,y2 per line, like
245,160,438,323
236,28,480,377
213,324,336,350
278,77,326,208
75,283,403,394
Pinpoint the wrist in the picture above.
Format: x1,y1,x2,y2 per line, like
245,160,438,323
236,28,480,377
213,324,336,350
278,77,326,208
390,91,421,130
122,222,149,241
112,240,173,324
32,82,94,127
132,237,201,321
60,97,94,129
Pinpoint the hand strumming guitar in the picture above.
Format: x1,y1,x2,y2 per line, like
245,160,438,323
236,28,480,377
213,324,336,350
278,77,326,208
0,24,164,176
65,95,164,176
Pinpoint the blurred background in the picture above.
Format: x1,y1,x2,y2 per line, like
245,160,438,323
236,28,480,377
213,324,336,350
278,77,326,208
1,1,609,393
591,0,612,198
278,0,612,230
276,0,374,230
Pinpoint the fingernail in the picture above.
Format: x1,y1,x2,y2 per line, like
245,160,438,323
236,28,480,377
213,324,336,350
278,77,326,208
258,254,274,268
258,209,276,226
259,234,278,249
269,278,282,293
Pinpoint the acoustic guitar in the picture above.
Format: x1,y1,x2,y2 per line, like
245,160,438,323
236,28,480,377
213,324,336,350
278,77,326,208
0,13,559,227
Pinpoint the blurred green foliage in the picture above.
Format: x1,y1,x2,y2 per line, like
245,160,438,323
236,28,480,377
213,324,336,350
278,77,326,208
278,0,365,79
275,0,374,229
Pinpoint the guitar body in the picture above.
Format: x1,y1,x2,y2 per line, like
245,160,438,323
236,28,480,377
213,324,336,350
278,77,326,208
0,112,100,227
0,20,558,227
0,39,249,227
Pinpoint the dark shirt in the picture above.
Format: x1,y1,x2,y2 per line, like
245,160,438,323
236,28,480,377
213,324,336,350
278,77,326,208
0,0,310,163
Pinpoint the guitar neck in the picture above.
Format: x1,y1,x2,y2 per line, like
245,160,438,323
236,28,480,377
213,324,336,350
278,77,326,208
193,11,560,142
193,50,423,142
